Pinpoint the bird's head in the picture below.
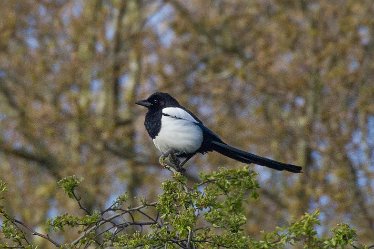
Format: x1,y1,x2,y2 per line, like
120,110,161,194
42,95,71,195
136,92,180,110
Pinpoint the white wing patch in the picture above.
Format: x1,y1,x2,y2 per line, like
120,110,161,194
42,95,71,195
162,107,199,123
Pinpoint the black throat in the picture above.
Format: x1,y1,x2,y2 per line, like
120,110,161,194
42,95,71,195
144,108,162,139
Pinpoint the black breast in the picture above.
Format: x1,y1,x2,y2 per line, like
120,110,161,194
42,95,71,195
144,109,162,139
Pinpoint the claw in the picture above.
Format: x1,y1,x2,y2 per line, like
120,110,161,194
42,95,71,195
159,153,185,173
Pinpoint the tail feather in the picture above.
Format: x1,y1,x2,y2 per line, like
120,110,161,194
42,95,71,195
211,141,302,173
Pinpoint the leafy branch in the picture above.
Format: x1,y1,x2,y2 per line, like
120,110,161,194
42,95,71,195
0,169,371,248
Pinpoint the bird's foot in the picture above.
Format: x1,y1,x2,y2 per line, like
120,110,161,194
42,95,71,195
159,153,185,173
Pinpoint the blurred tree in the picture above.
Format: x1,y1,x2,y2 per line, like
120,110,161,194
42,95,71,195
0,0,373,247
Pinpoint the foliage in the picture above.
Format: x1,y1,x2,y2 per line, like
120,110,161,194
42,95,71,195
57,176,84,199
0,169,369,248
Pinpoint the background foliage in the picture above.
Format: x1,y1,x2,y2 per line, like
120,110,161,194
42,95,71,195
0,0,373,248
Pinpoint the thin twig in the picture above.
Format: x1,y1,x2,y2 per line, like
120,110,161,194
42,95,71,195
72,190,91,215
70,202,157,245
13,219,61,247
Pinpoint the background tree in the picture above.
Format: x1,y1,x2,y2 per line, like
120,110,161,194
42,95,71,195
0,0,373,247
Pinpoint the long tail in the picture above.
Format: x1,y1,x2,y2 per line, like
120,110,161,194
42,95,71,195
211,141,302,173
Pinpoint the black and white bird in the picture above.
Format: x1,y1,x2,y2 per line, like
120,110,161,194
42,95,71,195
136,92,302,173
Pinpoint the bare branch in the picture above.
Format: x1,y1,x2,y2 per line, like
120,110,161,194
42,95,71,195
72,190,91,215
71,201,157,246
11,218,61,248
0,138,61,179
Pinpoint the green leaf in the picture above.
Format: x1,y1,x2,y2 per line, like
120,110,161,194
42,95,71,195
57,175,83,198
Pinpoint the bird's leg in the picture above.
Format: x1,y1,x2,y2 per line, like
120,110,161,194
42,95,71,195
159,150,185,173
165,153,194,173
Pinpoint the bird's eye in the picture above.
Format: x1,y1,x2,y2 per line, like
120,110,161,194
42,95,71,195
153,99,158,104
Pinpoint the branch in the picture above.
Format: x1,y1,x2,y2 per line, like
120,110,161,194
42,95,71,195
71,201,157,246
0,77,26,116
72,190,91,215
14,219,60,247
0,139,61,179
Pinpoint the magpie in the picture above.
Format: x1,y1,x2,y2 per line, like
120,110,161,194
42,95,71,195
136,92,302,173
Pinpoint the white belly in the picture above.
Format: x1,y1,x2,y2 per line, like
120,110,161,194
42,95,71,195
153,116,203,154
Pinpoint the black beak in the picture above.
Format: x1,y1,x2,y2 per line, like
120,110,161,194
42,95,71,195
136,99,152,108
